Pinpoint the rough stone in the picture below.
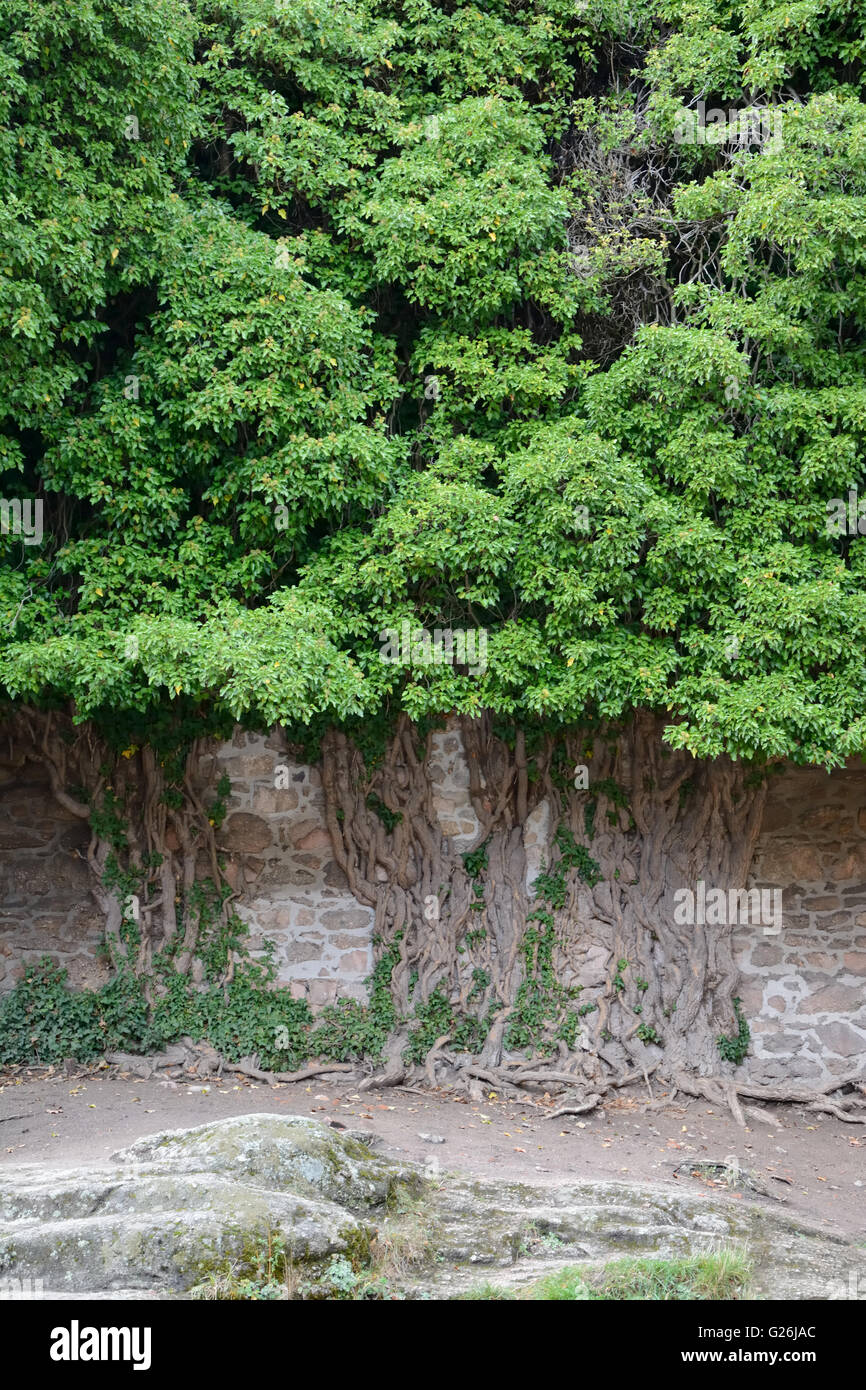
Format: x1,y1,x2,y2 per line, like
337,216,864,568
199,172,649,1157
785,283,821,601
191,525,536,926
750,943,783,967
5,1118,864,1301
282,940,323,964
251,789,299,815
338,950,370,974
294,828,332,852
0,1116,419,1294
814,1022,866,1057
218,813,272,854
798,983,863,1015
319,909,374,931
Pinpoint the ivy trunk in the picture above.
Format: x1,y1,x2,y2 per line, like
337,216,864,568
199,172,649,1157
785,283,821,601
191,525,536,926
321,712,769,1098
12,708,235,993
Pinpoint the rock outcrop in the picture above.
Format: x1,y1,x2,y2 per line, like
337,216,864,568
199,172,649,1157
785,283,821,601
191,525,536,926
0,1113,862,1299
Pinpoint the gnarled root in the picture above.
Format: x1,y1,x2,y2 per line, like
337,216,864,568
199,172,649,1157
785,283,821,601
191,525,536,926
672,1069,866,1126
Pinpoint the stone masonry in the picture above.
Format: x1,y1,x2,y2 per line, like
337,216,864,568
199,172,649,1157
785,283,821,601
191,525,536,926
736,762,866,1084
212,730,374,1009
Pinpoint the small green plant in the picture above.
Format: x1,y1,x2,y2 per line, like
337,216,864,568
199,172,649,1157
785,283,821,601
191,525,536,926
457,1250,751,1302
207,773,232,830
190,1228,293,1301
461,839,490,880
636,1023,661,1045
462,839,490,913
365,793,402,832
538,1231,566,1252
717,997,750,1065
322,1256,360,1297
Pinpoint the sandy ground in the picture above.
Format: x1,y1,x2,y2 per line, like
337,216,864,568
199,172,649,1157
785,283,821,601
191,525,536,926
1,1065,864,1241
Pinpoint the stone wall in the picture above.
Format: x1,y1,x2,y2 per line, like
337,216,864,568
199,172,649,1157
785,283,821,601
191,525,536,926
0,756,107,992
211,731,373,1008
736,762,866,1084
0,727,863,1084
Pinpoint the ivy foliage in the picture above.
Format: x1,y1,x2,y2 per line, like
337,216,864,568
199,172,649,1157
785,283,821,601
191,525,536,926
1,0,866,765
0,915,400,1070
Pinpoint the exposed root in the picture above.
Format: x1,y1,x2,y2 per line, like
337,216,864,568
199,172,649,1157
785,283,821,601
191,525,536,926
742,1106,783,1129
672,1070,866,1127
359,1028,410,1092
544,1095,602,1120
224,1060,359,1085
425,1032,452,1088
804,1100,866,1125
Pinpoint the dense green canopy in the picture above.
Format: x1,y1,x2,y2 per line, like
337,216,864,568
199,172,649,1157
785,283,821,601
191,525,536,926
3,0,866,764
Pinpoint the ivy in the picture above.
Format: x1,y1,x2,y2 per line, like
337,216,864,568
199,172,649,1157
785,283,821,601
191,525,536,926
505,821,599,1052
365,793,403,833
717,998,751,1066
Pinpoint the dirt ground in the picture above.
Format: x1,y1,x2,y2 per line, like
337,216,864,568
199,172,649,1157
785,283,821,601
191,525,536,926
1,1065,864,1241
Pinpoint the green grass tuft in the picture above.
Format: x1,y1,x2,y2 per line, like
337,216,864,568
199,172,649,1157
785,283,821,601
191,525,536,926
456,1249,752,1302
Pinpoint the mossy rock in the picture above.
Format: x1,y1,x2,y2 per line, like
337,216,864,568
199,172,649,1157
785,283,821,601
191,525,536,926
114,1114,419,1210
0,1115,416,1294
